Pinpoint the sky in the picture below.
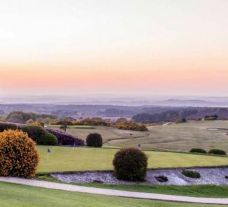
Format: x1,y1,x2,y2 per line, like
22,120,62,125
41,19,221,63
0,0,228,97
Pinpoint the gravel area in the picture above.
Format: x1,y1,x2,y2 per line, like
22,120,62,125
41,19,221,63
52,167,228,185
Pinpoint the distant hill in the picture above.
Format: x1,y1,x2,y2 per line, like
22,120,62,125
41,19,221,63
132,107,228,123
155,99,221,107
2,104,228,123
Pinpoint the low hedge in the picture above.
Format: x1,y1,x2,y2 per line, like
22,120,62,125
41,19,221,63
182,170,201,179
21,125,46,144
0,122,17,132
47,129,85,146
21,125,58,145
208,149,226,155
190,148,207,154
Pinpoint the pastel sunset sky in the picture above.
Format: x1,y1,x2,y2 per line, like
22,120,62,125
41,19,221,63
0,0,228,96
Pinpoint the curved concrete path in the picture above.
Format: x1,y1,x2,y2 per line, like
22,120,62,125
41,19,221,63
0,177,228,205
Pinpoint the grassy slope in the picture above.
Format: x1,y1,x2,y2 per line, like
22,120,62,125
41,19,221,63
37,175,228,198
37,146,228,173
0,182,223,207
77,183,228,198
50,120,228,152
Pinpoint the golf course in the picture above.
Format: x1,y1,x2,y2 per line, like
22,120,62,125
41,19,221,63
2,120,228,206
51,120,228,152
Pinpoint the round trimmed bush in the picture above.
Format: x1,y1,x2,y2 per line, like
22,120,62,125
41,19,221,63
113,148,148,181
0,130,39,178
190,148,207,154
40,133,58,145
182,170,201,179
208,149,226,155
86,133,103,147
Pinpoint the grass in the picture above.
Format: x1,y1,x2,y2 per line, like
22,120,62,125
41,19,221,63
49,120,228,152
76,183,228,198
36,174,228,198
37,146,228,173
0,182,223,207
50,125,95,129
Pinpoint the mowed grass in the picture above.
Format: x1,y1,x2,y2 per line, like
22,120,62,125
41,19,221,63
78,183,228,198
0,182,223,207
50,120,228,152
37,146,228,173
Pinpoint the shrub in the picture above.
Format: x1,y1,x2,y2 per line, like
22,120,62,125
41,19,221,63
21,125,46,144
204,115,218,120
73,117,109,126
60,125,67,132
176,118,187,123
190,148,207,154
47,129,85,146
155,175,168,183
0,130,39,178
40,133,58,145
113,148,148,181
6,111,56,124
28,121,45,127
55,120,73,126
86,133,103,147
208,149,226,155
0,122,17,132
182,170,201,179
115,121,148,131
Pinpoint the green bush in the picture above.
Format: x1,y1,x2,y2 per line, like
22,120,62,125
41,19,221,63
39,133,58,145
21,125,57,145
86,133,103,147
21,125,46,144
182,170,201,179
113,148,148,181
208,149,226,155
190,148,207,154
0,122,17,132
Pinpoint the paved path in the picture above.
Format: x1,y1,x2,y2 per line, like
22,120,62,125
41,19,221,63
0,177,228,205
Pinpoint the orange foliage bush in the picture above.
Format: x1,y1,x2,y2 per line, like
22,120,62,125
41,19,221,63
0,130,39,178
116,121,148,131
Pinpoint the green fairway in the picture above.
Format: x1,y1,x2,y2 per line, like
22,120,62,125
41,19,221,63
0,182,223,207
37,146,228,173
49,120,228,152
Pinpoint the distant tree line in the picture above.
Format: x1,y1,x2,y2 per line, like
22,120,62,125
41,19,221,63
5,111,57,124
53,117,148,131
132,107,228,123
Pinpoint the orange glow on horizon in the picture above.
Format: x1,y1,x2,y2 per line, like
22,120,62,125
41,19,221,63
1,57,228,95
